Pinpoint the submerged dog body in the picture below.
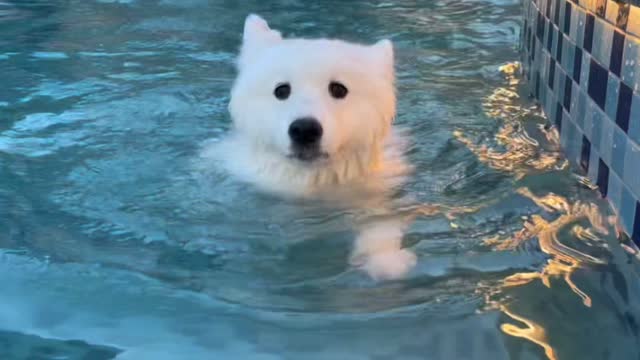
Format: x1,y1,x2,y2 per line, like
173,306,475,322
210,14,417,279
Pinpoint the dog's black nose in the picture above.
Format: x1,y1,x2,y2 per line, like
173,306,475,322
288,118,323,146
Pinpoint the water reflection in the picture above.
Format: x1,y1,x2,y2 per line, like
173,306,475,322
478,189,611,358
494,190,606,306
459,63,616,359
500,306,558,360
454,62,566,179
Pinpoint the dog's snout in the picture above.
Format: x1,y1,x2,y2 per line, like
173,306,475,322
288,117,323,146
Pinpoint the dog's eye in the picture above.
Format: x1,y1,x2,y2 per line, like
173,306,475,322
329,81,348,99
274,83,291,100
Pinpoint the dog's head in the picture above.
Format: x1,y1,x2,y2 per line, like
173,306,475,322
228,14,396,163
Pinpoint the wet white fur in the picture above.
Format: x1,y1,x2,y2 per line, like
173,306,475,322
207,14,417,280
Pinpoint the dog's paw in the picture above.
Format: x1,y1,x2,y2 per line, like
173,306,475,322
360,249,417,281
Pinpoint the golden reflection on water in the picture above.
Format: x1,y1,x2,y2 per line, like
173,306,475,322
500,307,558,360
453,62,567,179
571,225,601,243
479,190,609,358
574,174,600,190
482,190,607,358
459,62,610,359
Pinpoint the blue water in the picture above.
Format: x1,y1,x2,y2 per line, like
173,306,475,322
2,1,640,359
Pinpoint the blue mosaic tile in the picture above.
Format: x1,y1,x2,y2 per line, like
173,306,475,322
612,126,628,177
540,49,549,77
634,201,640,246
588,59,609,110
549,57,557,89
580,50,592,91
555,102,564,130
546,0,553,18
523,0,640,244
564,1,572,34
541,74,549,103
530,30,537,60
557,0,566,28
621,37,639,91
564,73,573,110
575,8,586,46
597,158,610,197
616,81,633,133
535,70,542,98
628,92,640,144
561,112,571,145
537,35,544,62
554,0,562,25
570,81,580,114
592,18,613,68
556,65,565,96
545,86,556,117
557,29,564,62
561,112,577,149
573,45,583,82
548,21,555,53
621,186,638,235
576,8,587,47
537,11,546,40
576,89,588,130
600,115,615,165
591,106,605,149
581,135,592,171
623,140,640,197
588,146,601,182
608,170,624,212
567,120,582,163
584,96,595,137
584,13,595,53
605,74,621,120
610,30,625,76
562,35,575,74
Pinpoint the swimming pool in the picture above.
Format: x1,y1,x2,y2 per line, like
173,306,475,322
1,0,639,359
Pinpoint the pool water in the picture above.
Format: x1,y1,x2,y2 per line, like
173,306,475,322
1,0,640,359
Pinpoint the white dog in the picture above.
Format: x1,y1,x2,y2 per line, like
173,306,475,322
209,14,417,280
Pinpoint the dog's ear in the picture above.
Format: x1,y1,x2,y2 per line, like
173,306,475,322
370,39,394,79
238,14,282,69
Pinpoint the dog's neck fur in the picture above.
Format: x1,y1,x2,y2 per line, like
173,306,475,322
211,131,409,198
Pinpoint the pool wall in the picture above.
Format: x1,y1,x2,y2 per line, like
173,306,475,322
521,0,640,246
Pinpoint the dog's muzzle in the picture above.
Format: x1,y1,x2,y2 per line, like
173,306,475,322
288,117,327,161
